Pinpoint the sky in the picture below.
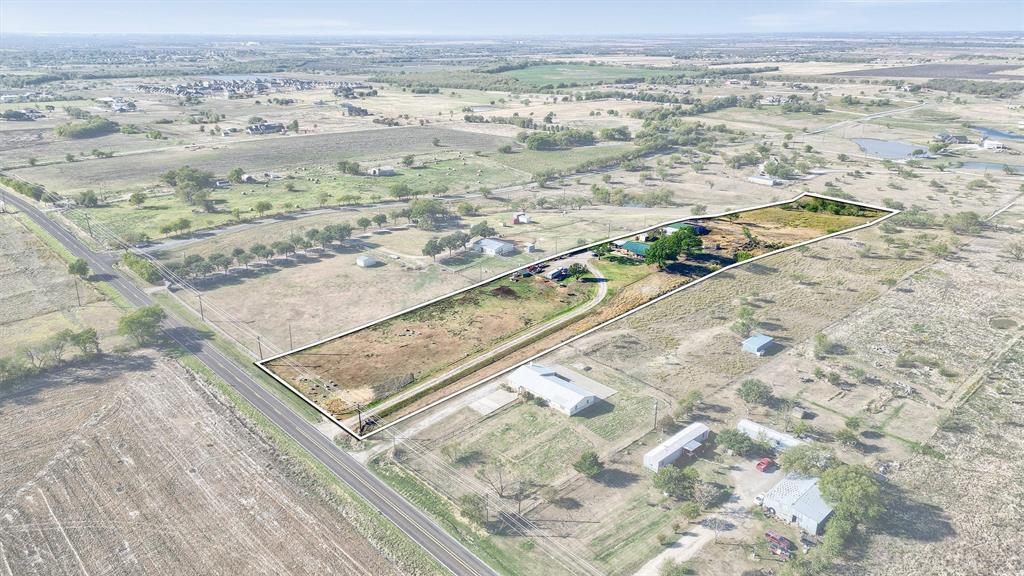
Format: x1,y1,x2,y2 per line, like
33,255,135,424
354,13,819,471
1,0,1021,37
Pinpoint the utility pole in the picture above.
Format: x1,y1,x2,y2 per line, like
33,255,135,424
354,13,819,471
74,279,81,307
653,398,659,433
84,214,93,238
288,323,294,350
198,294,205,320
256,336,263,360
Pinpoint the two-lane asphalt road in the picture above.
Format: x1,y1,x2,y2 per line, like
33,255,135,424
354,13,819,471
2,190,497,576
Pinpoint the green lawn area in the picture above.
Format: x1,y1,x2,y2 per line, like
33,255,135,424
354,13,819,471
574,392,662,442
69,157,525,238
488,144,636,175
592,255,653,294
589,493,679,575
0,99,93,112
498,64,659,86
739,204,884,234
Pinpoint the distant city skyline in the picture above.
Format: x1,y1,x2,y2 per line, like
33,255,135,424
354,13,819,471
2,0,1021,37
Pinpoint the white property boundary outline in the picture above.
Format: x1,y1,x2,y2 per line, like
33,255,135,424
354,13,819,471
255,192,899,440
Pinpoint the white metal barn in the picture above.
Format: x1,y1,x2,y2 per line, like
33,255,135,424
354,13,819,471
508,364,598,416
643,422,712,472
473,238,516,256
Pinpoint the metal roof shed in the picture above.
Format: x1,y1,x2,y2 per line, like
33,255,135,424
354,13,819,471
742,334,774,356
761,473,834,535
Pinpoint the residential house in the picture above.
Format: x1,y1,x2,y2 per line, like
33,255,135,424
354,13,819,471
761,473,834,535
643,422,712,472
369,166,396,176
736,419,804,451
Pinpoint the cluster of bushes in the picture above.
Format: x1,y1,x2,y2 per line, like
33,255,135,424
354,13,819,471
122,253,162,284
0,173,45,200
517,128,596,150
54,116,120,139
0,327,100,389
798,197,874,217
925,78,1024,98
590,185,673,207
465,114,536,129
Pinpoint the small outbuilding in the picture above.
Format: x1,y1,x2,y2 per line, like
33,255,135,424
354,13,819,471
747,175,780,187
512,212,531,225
742,334,774,356
473,237,516,256
663,222,710,236
369,166,396,176
643,422,712,472
761,473,834,535
355,255,379,268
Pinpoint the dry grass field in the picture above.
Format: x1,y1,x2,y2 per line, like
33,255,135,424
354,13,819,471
0,353,435,575
0,212,125,354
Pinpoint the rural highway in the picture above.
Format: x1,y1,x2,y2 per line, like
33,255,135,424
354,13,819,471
1,189,498,576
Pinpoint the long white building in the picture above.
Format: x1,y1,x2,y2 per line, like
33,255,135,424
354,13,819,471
508,364,598,416
643,422,712,471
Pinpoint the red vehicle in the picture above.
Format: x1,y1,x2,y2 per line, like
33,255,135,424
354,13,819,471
756,457,776,472
765,531,795,551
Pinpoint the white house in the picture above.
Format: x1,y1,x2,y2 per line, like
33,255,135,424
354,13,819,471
512,212,531,224
473,237,516,256
643,422,712,472
736,418,804,451
369,166,396,176
508,364,598,416
747,175,780,187
761,473,834,534
982,139,1008,151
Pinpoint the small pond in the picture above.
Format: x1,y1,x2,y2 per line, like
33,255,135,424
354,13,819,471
973,127,1024,142
852,138,928,160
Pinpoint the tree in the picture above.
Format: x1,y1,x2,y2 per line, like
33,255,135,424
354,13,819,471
69,327,100,357
469,221,496,239
645,235,680,268
249,244,271,262
944,211,984,235
780,443,837,476
458,494,488,527
567,262,588,280
270,241,295,258
228,167,245,183
422,238,443,260
835,427,859,447
357,217,372,231
337,160,361,175
254,201,272,217
287,119,299,132
318,192,331,207
819,464,883,528
573,451,603,478
129,191,146,207
372,213,388,228
207,253,232,273
77,190,99,207
68,258,90,279
737,378,772,406
716,428,757,456
161,165,214,207
117,306,166,346
401,154,415,167
389,182,412,199
652,465,698,500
